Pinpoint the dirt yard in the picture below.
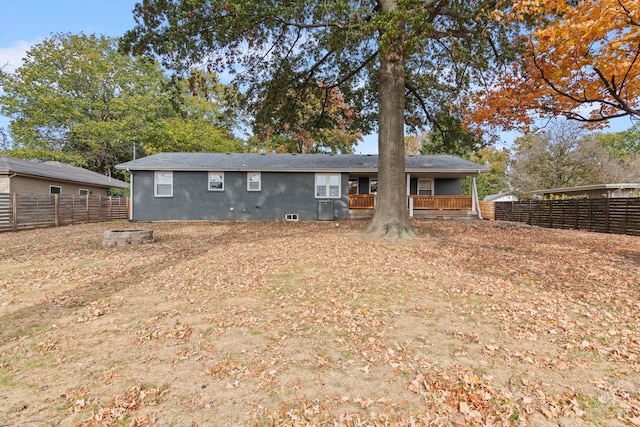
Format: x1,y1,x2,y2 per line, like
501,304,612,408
0,219,639,426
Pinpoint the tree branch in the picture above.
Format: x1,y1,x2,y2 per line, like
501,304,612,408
328,50,379,89
530,42,640,120
405,81,445,134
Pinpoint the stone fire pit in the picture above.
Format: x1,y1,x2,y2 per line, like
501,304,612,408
102,229,154,247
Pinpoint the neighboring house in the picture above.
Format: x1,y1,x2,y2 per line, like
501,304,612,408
0,156,128,196
484,192,518,202
116,153,488,221
531,183,640,200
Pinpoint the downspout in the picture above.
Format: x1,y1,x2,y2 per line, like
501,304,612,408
128,169,134,221
472,174,483,220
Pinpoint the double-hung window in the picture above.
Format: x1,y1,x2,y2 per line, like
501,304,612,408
208,172,224,191
315,173,341,198
247,172,261,191
418,179,433,196
154,172,173,197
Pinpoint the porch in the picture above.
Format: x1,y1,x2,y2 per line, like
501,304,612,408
348,194,476,217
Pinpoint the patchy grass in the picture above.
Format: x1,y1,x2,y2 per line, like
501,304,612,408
1,219,639,426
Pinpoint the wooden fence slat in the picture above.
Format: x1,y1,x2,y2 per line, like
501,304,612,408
492,198,640,237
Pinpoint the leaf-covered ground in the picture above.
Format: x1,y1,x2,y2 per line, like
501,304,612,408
0,219,638,426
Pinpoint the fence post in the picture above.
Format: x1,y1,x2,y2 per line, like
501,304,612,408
86,195,90,223
575,199,579,230
605,198,610,233
528,200,532,225
625,198,629,234
54,194,59,227
109,196,113,220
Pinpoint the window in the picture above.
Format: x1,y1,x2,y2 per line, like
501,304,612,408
208,172,224,191
315,173,341,198
79,189,89,196
154,171,173,197
418,179,433,196
49,185,62,195
247,172,261,191
370,179,378,194
348,178,358,195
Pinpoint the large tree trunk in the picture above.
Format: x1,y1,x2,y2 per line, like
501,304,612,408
366,0,415,239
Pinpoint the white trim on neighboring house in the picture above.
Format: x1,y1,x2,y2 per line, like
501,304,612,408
79,188,89,195
49,185,62,194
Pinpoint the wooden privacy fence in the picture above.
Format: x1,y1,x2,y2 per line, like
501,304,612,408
0,193,129,232
492,198,640,236
478,200,495,220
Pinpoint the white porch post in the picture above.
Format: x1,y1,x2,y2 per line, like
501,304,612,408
406,173,410,205
472,175,483,219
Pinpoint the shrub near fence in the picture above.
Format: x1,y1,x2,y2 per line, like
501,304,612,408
494,198,640,236
0,193,129,232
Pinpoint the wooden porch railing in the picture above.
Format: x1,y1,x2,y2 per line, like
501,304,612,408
349,194,376,209
349,194,472,210
409,195,472,210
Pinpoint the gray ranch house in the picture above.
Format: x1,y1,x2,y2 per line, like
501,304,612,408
116,153,488,221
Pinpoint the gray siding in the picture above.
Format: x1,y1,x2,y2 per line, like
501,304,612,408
131,171,349,221
434,178,461,195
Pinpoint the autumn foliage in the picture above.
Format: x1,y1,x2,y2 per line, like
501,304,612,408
467,0,640,133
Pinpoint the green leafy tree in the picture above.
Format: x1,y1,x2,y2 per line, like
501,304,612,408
0,33,174,175
155,70,244,153
418,113,487,157
461,147,510,200
0,34,243,176
122,0,516,238
249,84,362,154
595,125,640,160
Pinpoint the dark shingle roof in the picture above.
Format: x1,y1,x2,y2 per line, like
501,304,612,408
116,153,488,174
0,157,128,188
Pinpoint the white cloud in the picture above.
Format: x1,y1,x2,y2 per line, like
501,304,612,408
0,39,39,74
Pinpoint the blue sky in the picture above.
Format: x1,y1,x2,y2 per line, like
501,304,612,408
0,1,636,154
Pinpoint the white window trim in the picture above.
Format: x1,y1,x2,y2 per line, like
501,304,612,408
154,171,173,197
247,172,261,191
208,171,224,191
315,173,341,199
79,188,89,196
418,178,433,196
49,185,62,195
